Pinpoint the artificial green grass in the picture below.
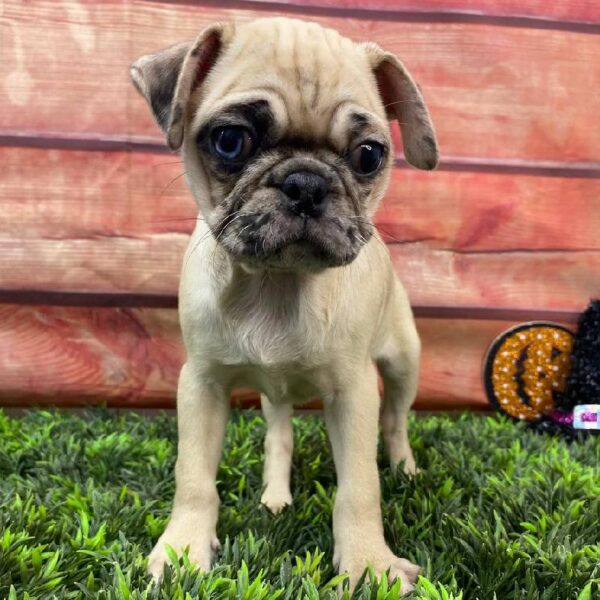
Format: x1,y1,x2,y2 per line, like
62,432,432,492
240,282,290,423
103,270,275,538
0,410,599,599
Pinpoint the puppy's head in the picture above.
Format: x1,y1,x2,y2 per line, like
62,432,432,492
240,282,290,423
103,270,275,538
131,18,438,271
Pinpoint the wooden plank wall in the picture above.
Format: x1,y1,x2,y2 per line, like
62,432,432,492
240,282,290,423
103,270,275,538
1,0,599,410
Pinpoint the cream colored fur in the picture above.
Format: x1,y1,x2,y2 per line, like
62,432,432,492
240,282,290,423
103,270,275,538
131,16,438,594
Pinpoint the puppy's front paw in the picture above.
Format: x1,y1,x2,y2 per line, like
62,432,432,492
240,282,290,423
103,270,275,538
261,483,292,514
336,544,420,595
147,517,219,581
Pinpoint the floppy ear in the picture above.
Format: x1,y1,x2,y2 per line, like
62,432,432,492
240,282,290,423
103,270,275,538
363,43,439,170
130,23,231,151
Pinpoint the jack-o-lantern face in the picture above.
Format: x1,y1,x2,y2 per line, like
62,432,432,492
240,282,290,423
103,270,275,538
484,323,574,421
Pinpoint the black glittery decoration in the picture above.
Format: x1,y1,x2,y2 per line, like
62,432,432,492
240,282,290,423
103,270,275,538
562,299,600,408
484,300,600,438
527,418,576,441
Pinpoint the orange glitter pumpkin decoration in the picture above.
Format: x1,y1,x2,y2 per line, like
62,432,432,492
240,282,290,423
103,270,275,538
483,322,574,421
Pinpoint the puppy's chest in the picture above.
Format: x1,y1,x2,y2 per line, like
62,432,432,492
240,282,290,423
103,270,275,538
196,295,329,366
200,306,329,403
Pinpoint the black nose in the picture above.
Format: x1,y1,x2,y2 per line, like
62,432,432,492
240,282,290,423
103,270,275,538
280,171,329,218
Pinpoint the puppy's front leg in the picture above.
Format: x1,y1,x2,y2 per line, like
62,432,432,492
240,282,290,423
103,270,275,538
324,362,420,595
148,362,229,579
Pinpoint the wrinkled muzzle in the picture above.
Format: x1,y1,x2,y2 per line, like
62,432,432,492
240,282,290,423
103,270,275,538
208,152,375,271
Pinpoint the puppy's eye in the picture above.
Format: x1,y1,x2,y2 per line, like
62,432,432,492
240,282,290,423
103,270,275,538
350,142,384,175
210,126,254,161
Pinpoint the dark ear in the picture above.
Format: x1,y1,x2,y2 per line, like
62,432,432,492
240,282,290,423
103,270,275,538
130,41,190,137
363,43,439,170
130,23,231,151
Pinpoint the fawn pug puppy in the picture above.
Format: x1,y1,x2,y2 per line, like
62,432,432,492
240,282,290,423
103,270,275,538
131,16,438,593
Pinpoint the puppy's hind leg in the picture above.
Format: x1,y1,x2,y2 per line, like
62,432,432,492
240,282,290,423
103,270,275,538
260,394,293,513
376,286,420,474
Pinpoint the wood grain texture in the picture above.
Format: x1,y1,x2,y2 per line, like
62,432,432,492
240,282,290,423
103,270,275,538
1,146,598,311
388,245,599,314
4,147,600,250
240,0,600,24
0,148,192,239
0,304,507,410
0,305,182,405
380,168,600,252
3,130,599,179
1,1,130,138
2,1,600,163
1,0,598,409
3,236,594,312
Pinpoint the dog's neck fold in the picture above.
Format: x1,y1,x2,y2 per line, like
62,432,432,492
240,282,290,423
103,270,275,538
204,241,334,326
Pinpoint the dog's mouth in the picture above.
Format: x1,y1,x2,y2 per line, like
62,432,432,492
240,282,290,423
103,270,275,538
215,208,372,271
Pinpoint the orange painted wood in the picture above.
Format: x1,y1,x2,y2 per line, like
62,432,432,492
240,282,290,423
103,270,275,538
0,304,503,410
1,1,130,138
380,169,600,252
4,147,600,250
388,245,599,314
417,317,512,409
0,148,192,239
242,0,600,23
2,1,600,164
4,237,595,312
1,146,598,313
0,305,183,405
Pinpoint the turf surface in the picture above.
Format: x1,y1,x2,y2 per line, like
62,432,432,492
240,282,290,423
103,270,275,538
0,410,598,599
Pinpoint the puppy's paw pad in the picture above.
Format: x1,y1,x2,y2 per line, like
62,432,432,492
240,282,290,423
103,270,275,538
261,485,292,514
